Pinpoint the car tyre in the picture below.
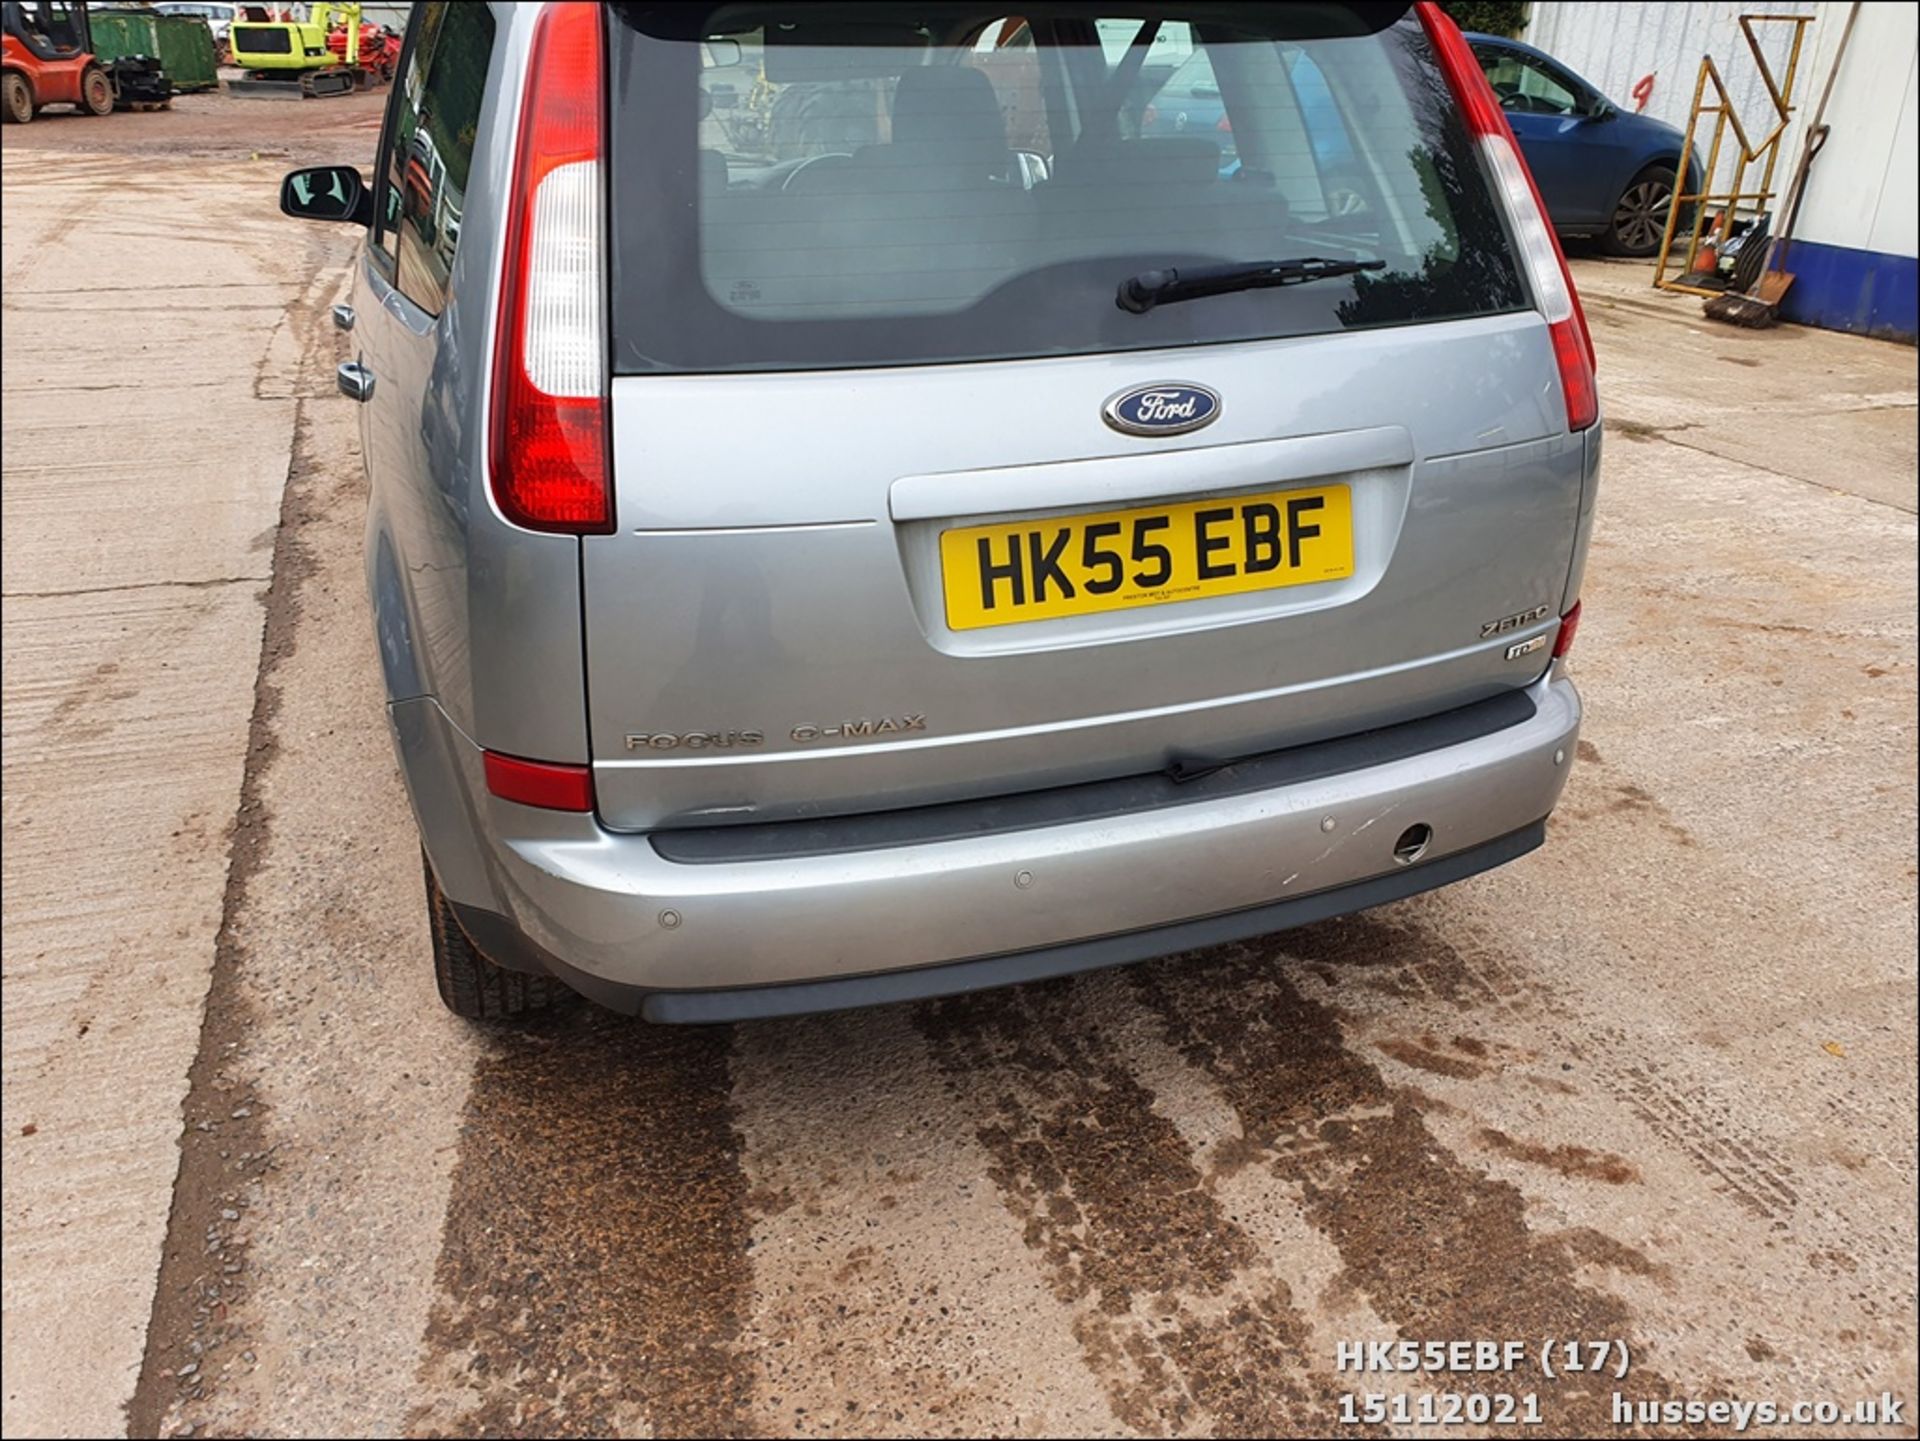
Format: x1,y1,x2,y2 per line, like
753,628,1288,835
3,71,33,124
424,851,564,1021
1604,164,1682,258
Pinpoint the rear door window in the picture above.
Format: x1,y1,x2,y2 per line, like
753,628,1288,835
383,2,492,314
370,1,446,275
609,6,1526,373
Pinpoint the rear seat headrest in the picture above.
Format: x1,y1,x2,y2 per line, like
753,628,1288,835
888,66,1009,175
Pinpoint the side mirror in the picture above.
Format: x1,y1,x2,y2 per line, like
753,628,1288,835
280,165,373,227
1585,99,1616,121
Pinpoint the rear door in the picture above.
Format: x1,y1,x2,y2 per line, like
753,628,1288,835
588,6,1585,832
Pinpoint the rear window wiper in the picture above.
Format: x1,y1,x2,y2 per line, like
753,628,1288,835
1117,257,1386,314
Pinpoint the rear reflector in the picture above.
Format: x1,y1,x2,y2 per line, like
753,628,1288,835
1553,600,1583,659
1415,3,1598,432
488,1,611,534
484,751,594,812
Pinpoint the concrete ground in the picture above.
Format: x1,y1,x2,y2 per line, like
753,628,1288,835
1,89,384,1441
3,95,1915,1440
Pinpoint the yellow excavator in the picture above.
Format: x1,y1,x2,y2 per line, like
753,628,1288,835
227,2,396,99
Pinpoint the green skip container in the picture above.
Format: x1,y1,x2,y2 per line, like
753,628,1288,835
89,9,221,94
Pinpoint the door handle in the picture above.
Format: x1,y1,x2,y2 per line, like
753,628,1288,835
332,303,355,331
337,361,375,402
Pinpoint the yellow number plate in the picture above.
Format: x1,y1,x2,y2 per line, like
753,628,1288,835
940,485,1354,632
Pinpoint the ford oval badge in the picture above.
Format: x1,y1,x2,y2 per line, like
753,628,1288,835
1103,382,1221,437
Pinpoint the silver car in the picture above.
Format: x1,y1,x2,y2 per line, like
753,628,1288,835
279,1,1598,1023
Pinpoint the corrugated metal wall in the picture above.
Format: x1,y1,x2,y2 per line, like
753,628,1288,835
1527,2,1818,142
1526,1,1820,220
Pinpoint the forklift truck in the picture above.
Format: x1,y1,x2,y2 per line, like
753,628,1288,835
1,1,171,121
2,0,119,122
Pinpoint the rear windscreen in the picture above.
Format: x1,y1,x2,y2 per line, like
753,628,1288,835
607,5,1526,373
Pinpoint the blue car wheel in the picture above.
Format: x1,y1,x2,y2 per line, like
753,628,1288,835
1606,164,1681,258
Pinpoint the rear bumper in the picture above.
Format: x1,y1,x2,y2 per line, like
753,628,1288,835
392,674,1580,1020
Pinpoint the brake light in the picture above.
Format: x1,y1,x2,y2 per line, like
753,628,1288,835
1549,316,1598,431
1414,3,1597,432
484,751,594,812
489,1,611,533
1552,600,1582,658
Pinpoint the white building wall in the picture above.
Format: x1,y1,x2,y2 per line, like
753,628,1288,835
1526,0,1918,260
1793,6,1916,258
1865,47,1918,257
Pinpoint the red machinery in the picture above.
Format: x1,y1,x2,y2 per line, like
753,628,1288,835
325,18,397,83
2,0,116,123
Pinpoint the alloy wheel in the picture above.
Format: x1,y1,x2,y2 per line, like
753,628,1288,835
1613,178,1673,255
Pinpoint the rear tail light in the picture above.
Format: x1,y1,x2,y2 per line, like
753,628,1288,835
484,751,595,812
1548,310,1599,433
1553,600,1583,658
1414,3,1598,433
489,1,612,533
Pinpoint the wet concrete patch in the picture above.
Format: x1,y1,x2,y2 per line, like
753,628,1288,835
922,982,1253,1314
1280,912,1537,1012
1131,935,1675,1434
414,1010,753,1439
1478,1128,1642,1186
1377,1036,1489,1080
726,1002,1127,1437
1282,906,1804,1236
917,980,1333,1435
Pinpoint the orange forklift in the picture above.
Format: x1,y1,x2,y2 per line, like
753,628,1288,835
2,1,117,122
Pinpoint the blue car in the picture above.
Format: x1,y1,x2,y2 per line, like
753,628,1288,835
1468,33,1701,257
